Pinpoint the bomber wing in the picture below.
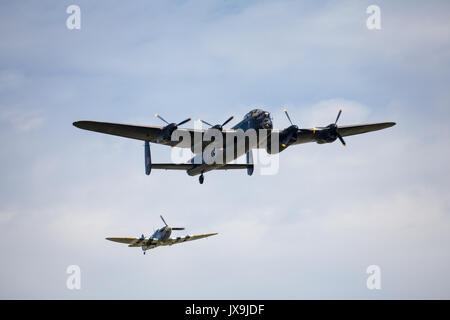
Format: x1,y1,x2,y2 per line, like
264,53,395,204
292,122,396,145
73,121,237,152
337,122,396,137
73,121,202,148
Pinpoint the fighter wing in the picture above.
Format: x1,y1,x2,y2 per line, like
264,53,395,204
73,121,203,148
293,122,396,145
161,233,218,246
106,237,155,248
106,237,139,245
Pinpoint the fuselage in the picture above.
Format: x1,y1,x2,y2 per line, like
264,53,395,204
140,226,171,252
151,226,171,242
186,109,273,176
231,109,273,131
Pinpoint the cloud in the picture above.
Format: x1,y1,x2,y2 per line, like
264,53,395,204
0,70,25,92
0,108,45,132
0,212,14,224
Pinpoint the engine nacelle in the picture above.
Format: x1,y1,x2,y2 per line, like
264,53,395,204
156,123,178,143
265,126,298,154
313,128,338,144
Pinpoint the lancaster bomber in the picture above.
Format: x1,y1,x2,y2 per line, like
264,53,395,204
73,108,395,184
106,215,217,254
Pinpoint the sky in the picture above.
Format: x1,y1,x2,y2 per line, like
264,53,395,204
0,0,450,299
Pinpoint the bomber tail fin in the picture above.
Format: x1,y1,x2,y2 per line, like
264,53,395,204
246,151,254,176
145,141,151,175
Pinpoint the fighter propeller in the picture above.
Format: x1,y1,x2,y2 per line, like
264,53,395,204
155,114,192,143
160,215,185,231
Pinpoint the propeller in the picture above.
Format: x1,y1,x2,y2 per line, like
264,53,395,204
160,215,185,231
328,109,346,146
284,109,294,126
160,215,168,226
280,109,299,148
155,114,192,143
200,115,234,131
155,114,191,127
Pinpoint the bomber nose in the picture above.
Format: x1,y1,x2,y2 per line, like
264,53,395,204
262,118,273,129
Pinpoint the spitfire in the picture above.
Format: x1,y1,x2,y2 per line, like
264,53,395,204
106,215,217,255
73,108,395,184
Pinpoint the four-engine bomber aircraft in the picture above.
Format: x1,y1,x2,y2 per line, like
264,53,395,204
106,215,217,254
73,108,395,184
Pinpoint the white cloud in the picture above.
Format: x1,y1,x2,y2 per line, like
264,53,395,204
0,70,25,92
0,108,45,132
0,212,14,224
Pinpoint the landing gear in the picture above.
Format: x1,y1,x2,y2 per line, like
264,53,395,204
199,173,204,184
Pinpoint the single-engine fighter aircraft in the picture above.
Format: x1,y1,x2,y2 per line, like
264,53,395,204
73,108,395,184
106,215,218,254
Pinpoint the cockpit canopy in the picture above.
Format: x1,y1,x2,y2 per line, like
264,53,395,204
244,109,265,120
241,108,272,129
